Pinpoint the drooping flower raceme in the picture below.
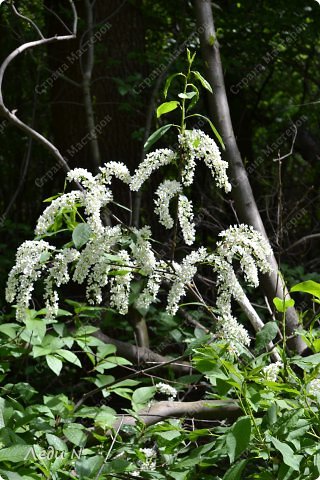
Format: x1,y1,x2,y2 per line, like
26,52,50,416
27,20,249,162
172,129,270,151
73,226,122,304
6,240,56,321
167,247,208,315
109,250,134,315
98,161,131,185
67,169,113,235
178,129,231,192
130,149,176,191
130,227,156,275
35,191,84,236
207,224,273,350
178,195,195,245
216,312,251,349
154,180,182,229
216,224,273,286
44,248,80,319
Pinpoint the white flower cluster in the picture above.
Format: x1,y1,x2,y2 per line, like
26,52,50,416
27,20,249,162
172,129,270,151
178,195,195,245
67,169,113,235
130,227,156,275
44,248,80,319
35,191,84,236
207,224,273,350
216,312,251,349
156,382,178,400
132,447,157,476
167,247,208,315
262,361,283,382
6,240,55,321
154,180,182,229
307,378,320,398
130,148,176,191
98,161,131,185
216,224,273,287
109,250,134,315
178,129,231,192
73,226,122,305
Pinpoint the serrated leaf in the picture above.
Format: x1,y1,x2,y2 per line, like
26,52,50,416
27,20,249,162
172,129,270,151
72,223,91,249
156,101,180,118
291,280,320,300
255,322,279,351
192,70,213,93
46,355,63,376
273,297,295,312
144,124,173,152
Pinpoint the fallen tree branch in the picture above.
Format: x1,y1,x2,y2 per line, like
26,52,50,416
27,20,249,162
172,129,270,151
112,399,242,430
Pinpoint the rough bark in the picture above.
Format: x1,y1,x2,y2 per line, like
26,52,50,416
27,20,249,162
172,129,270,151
194,0,305,353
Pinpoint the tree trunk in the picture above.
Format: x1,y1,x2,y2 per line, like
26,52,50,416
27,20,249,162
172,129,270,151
194,0,305,354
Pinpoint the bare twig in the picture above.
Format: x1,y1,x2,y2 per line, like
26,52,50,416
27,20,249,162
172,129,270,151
0,1,78,177
11,2,44,39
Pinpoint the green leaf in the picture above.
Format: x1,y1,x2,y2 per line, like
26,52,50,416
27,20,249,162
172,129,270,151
226,416,251,463
223,459,248,480
46,433,68,452
270,436,302,471
72,223,91,249
178,91,197,99
156,101,180,118
25,318,46,342
0,445,37,462
132,386,156,411
255,322,279,351
273,297,295,313
46,355,63,376
291,353,320,371
57,349,81,367
0,323,19,338
75,455,105,477
144,124,173,152
94,410,117,429
186,113,225,150
63,425,86,447
291,280,320,299
164,72,185,98
192,71,213,93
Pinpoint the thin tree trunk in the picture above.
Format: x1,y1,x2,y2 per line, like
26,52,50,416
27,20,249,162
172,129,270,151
82,0,101,173
194,0,305,353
